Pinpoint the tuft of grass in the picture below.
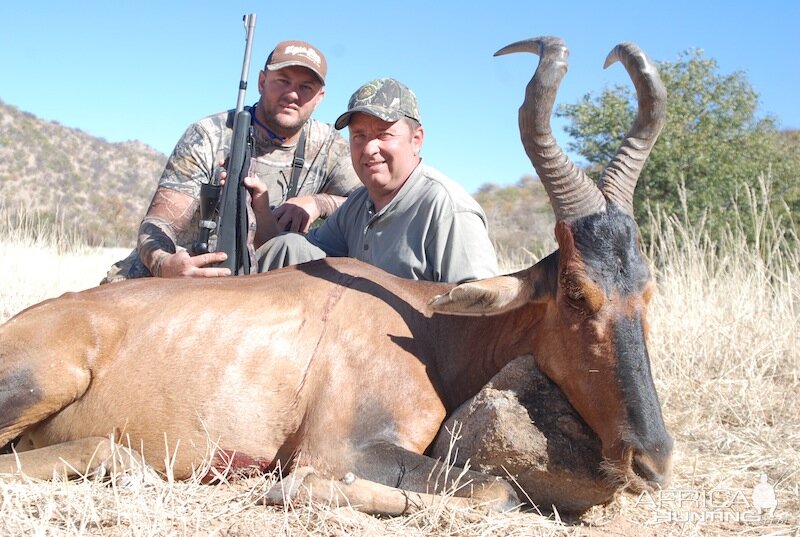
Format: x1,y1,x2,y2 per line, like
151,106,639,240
0,201,87,255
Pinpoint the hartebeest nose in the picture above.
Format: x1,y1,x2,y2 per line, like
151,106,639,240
631,438,673,489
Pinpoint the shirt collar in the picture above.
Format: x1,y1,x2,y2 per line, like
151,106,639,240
367,160,425,217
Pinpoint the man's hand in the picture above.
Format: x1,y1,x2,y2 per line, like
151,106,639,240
138,186,233,279
242,174,272,222
156,250,231,278
273,196,321,233
219,163,278,247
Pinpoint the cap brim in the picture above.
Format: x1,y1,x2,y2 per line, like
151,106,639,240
334,106,407,130
266,61,325,84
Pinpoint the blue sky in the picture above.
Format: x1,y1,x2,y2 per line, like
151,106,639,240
2,1,798,194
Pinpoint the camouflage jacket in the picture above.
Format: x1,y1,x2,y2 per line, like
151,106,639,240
103,109,360,282
156,108,360,251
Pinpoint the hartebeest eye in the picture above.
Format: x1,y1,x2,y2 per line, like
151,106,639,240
561,273,605,314
642,281,656,305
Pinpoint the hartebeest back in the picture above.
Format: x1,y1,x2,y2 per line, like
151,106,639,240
0,36,672,514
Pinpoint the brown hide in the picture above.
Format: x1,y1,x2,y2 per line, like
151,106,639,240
2,260,459,479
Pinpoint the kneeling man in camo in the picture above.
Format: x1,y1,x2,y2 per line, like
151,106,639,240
250,78,498,283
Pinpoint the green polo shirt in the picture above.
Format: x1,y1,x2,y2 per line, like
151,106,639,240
307,162,498,283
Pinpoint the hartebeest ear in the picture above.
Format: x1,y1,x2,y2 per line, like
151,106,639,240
554,220,576,262
428,274,534,316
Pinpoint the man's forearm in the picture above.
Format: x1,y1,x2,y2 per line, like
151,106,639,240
137,187,198,276
312,194,347,218
137,218,179,277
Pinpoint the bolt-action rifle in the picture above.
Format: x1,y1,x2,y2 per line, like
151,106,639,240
195,13,257,275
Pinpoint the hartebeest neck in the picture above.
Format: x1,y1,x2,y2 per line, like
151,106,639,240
429,253,560,412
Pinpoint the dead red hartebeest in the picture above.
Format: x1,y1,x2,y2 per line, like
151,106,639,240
0,37,672,514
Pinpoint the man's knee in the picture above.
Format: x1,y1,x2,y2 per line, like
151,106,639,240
100,250,152,284
256,233,326,272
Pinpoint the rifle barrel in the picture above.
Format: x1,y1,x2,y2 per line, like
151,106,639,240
236,13,257,114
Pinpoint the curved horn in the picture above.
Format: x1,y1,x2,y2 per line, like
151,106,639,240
599,43,667,216
495,36,606,221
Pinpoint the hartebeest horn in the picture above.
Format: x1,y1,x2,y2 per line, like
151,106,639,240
495,36,606,222
599,43,667,216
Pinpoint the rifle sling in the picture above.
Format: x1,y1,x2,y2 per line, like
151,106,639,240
232,108,308,202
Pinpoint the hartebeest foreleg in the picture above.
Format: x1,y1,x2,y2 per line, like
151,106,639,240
263,456,517,515
262,467,515,515
261,442,519,514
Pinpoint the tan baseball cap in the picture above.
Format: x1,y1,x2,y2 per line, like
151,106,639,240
265,40,327,84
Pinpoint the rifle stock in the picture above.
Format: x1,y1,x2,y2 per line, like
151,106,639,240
196,13,257,275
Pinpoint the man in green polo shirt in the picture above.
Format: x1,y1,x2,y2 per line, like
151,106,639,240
251,77,498,283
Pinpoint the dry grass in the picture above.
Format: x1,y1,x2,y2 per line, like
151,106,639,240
1,184,799,535
0,202,131,320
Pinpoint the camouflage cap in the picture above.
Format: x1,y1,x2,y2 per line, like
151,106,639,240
334,78,421,130
265,40,327,84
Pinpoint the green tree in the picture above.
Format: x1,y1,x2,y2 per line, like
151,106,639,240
557,49,800,240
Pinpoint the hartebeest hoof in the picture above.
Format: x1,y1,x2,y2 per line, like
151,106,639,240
260,466,319,506
88,440,161,488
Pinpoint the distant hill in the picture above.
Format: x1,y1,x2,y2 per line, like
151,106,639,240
0,99,557,256
475,176,556,261
0,99,166,246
